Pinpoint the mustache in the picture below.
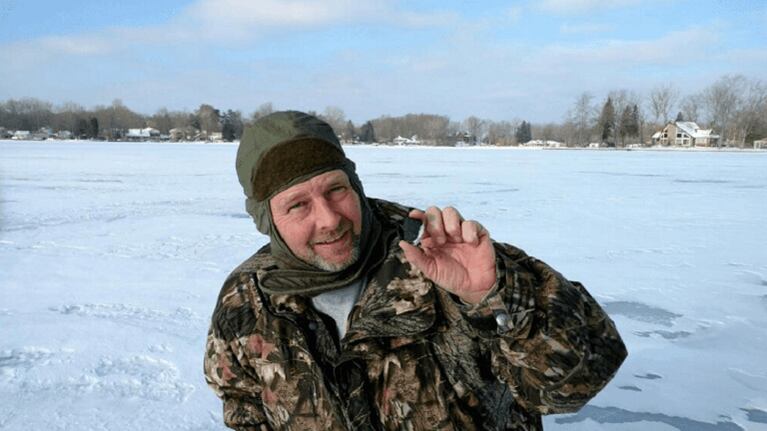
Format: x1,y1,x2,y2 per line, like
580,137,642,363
310,219,353,245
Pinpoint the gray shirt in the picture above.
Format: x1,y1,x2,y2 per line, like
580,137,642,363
311,278,364,339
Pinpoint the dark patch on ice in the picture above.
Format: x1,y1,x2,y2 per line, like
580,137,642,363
602,301,681,327
634,373,663,380
633,330,692,339
578,170,667,178
555,405,744,430
741,408,767,423
219,212,250,219
77,178,123,183
731,184,766,189
488,188,519,193
673,179,733,184
618,385,642,392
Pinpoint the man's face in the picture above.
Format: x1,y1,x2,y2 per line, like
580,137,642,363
270,170,363,271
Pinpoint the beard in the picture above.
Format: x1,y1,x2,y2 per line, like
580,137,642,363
308,232,361,272
304,219,362,272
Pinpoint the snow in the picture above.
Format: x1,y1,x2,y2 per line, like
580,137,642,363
2,140,767,430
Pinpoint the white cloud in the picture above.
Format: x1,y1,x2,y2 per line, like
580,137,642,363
537,0,642,14
179,0,455,41
560,22,613,34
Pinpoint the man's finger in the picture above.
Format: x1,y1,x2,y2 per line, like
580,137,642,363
442,206,464,243
424,206,446,245
462,220,486,246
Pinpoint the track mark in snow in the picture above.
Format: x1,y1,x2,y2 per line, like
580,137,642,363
578,170,668,178
634,373,663,380
602,301,681,327
0,347,56,371
633,330,692,340
618,385,642,392
727,368,767,392
673,179,733,184
50,303,204,338
92,355,195,402
736,270,767,286
148,344,174,353
740,408,767,424
555,405,744,430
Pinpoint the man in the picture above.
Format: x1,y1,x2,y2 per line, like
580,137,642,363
204,111,627,430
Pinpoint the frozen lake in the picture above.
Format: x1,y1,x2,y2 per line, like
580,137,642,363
1,141,766,430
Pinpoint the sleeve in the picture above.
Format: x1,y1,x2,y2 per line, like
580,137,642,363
204,286,273,430
457,242,628,414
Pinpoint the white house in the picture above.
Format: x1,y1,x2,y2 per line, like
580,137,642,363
126,128,160,141
12,130,30,140
393,135,421,145
652,121,719,147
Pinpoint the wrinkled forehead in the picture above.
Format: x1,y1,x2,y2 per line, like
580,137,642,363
269,169,350,205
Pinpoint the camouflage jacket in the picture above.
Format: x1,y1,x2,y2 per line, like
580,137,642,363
204,199,627,430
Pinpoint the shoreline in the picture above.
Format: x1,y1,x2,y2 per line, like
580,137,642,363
2,139,765,153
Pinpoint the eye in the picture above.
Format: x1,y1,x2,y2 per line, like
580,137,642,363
287,201,306,213
327,185,348,199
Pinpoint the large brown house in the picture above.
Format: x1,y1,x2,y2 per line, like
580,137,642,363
652,121,719,147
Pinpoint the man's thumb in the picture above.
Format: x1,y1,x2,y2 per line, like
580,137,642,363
398,240,430,274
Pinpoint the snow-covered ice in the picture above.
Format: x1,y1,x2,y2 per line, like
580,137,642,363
1,141,766,430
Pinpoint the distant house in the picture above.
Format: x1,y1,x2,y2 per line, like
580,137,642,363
754,138,767,150
12,130,30,140
454,131,474,146
0,127,10,139
55,130,73,139
169,127,198,142
523,139,563,148
393,135,420,145
126,127,160,141
652,121,719,147
208,132,223,142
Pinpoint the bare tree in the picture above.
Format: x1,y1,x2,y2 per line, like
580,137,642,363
196,104,221,136
701,75,755,146
486,121,515,146
463,116,486,145
250,102,274,123
567,92,596,146
320,106,346,138
734,79,767,146
679,94,702,124
647,84,679,127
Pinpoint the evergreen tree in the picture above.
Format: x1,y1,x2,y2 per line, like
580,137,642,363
630,104,641,139
76,118,89,139
344,120,355,143
598,97,615,145
221,110,243,142
89,117,99,139
619,106,632,145
515,121,532,144
359,121,375,143
675,111,685,122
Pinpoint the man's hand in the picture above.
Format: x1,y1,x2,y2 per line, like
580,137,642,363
398,206,496,304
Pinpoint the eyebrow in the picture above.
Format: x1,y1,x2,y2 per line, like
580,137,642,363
275,173,349,206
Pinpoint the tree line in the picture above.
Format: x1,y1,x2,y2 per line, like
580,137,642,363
1,74,765,147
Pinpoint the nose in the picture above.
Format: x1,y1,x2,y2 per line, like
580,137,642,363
313,197,341,231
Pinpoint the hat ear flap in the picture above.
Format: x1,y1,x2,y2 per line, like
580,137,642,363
245,197,271,235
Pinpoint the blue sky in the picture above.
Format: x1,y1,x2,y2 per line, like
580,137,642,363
1,0,765,123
